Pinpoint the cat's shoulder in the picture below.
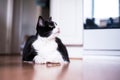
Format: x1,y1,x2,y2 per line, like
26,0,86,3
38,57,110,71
55,37,61,42
55,37,63,44
26,35,37,44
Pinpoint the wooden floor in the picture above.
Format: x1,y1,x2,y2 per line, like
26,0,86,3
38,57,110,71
0,55,120,80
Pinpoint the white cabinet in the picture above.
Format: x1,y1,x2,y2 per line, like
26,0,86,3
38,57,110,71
84,29,120,50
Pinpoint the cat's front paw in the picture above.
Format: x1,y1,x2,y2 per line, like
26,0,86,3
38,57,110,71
33,56,46,64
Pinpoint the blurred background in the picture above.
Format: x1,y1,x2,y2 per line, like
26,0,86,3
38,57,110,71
0,0,120,58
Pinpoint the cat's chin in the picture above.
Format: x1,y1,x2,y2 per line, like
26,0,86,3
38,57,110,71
48,33,59,40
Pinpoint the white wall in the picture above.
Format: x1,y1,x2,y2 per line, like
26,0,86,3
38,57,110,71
50,0,83,58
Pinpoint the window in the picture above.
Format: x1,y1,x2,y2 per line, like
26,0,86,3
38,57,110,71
84,0,120,29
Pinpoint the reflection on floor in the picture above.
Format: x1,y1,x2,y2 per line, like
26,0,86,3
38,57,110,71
0,55,82,80
0,55,120,80
83,55,120,80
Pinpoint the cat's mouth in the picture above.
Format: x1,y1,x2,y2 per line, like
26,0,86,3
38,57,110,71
53,27,60,34
55,30,60,34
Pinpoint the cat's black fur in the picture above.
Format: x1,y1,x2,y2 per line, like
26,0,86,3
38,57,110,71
22,16,70,63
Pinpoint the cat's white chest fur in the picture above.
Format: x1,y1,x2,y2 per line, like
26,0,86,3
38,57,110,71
33,37,57,53
32,36,63,63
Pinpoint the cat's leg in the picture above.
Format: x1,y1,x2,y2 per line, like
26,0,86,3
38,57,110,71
55,37,70,62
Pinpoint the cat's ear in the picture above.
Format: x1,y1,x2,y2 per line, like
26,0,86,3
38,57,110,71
38,16,44,26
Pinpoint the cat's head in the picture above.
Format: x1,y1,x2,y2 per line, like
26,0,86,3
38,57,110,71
36,16,60,39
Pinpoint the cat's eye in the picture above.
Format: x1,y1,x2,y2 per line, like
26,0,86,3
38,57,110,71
54,22,57,26
49,25,55,28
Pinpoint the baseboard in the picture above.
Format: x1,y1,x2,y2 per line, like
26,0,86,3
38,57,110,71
84,50,120,56
70,57,83,60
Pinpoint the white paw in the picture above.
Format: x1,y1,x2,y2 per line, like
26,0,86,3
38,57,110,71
33,56,46,64
46,56,64,63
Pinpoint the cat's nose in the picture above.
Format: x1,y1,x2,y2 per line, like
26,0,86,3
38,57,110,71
53,27,60,34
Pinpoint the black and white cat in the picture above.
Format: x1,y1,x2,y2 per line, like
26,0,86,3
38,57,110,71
22,16,70,64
